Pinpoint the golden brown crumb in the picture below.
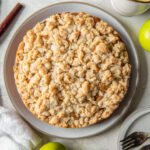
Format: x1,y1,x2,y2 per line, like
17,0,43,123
14,12,131,128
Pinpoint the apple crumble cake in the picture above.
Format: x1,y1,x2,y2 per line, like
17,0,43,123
13,12,131,128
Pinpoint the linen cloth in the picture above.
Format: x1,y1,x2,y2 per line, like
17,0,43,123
0,106,41,150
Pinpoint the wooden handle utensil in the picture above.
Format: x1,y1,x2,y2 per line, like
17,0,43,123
0,3,23,37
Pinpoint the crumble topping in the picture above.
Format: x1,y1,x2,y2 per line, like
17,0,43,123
14,12,131,128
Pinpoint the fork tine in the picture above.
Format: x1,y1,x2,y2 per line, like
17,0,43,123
120,133,135,142
123,143,136,150
121,137,132,143
121,138,135,146
122,140,135,149
122,139,135,146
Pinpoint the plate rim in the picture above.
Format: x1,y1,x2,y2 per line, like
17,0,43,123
117,107,150,150
3,1,140,139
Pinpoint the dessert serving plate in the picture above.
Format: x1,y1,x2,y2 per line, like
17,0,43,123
118,107,150,150
3,2,139,138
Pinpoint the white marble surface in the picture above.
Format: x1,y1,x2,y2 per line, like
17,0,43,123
0,0,150,149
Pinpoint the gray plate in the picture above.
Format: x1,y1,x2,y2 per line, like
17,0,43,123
3,2,139,139
118,107,150,150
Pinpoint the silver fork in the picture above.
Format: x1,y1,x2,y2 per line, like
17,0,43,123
120,132,150,150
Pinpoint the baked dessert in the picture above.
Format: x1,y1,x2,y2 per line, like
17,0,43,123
13,12,131,128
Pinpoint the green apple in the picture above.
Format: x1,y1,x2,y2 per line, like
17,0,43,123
40,142,67,150
139,19,150,52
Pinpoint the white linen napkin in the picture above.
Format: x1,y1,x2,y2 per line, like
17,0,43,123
0,106,41,150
